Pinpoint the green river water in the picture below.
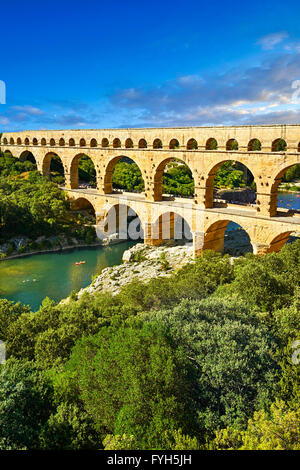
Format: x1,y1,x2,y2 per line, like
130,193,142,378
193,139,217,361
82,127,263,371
0,241,136,311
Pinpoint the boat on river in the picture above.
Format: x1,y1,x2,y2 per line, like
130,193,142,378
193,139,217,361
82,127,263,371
75,261,86,266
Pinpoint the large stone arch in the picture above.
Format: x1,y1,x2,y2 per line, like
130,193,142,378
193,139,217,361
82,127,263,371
203,158,257,208
19,150,37,165
70,196,96,212
265,231,294,253
101,202,145,240
152,156,196,201
201,218,253,253
42,152,65,181
268,158,300,216
149,210,193,246
103,155,146,195
69,153,97,189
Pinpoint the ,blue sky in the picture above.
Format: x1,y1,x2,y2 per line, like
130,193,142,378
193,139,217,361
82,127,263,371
1,0,300,130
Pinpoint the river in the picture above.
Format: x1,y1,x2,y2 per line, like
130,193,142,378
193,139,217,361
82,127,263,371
0,241,135,311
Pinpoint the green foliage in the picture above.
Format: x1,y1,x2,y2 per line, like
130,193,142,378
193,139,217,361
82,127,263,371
215,400,300,450
215,161,247,189
78,155,96,185
113,161,144,192
66,321,199,449
0,230,299,450
159,252,170,271
281,164,300,182
215,241,300,311
0,151,36,177
162,161,194,196
0,299,30,341
273,139,287,152
144,297,278,436
0,359,54,450
40,402,100,450
0,175,69,240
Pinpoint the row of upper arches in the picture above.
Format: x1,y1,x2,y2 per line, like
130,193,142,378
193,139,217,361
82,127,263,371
2,136,299,152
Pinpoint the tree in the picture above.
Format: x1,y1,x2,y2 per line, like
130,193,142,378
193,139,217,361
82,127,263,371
215,400,300,450
0,359,54,449
0,299,30,342
66,320,199,449
144,297,279,436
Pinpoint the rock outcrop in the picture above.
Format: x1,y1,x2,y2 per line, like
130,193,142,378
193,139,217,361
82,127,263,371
75,243,194,298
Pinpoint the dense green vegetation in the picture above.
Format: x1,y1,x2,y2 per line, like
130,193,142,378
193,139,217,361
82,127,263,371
0,243,299,450
112,159,252,196
0,151,97,250
0,151,37,177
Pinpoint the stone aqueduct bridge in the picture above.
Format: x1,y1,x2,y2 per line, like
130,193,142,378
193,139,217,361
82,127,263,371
1,125,300,255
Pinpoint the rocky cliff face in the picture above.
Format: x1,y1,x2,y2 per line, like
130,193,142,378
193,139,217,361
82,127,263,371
75,243,194,298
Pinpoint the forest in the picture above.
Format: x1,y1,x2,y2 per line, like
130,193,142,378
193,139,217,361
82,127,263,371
0,152,96,247
0,243,299,450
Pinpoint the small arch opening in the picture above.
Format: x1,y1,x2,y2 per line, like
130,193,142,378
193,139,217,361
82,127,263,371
102,138,109,148
272,138,287,152
113,138,121,148
69,138,75,147
80,138,86,147
17,138,22,145
90,138,97,147
125,138,133,148
10,138,15,145
206,138,218,150
187,138,198,150
59,138,65,146
153,138,163,149
41,138,47,146
138,138,147,149
226,139,239,150
50,138,56,147
248,138,261,151
169,139,179,149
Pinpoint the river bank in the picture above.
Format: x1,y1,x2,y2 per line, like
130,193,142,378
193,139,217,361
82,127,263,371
0,232,127,262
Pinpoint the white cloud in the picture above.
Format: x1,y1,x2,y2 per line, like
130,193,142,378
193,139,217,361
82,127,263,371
257,32,289,50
